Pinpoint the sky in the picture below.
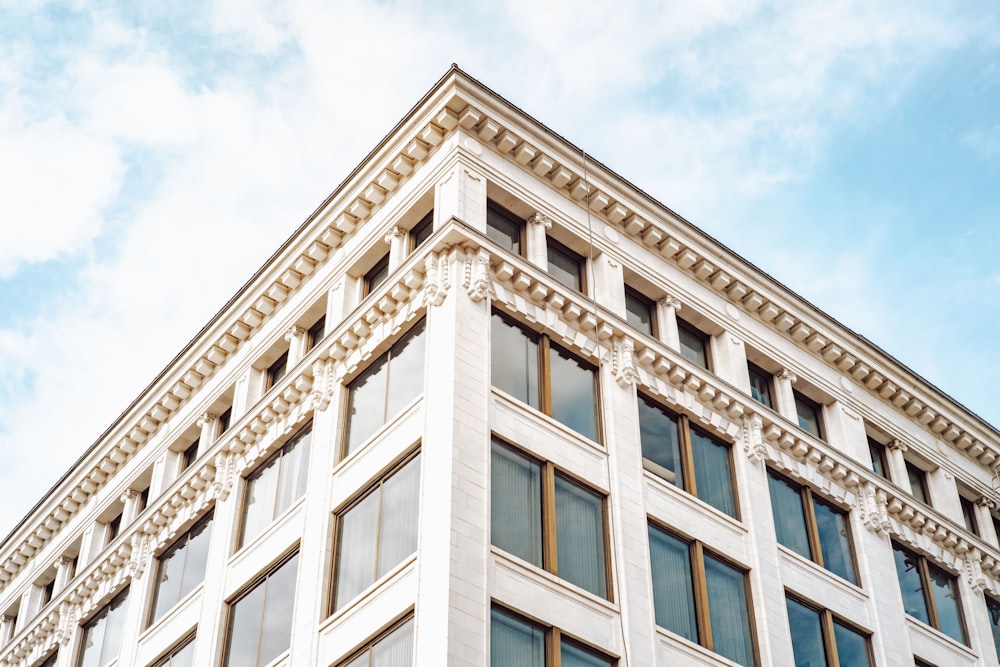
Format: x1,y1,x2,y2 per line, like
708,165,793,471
1,0,999,537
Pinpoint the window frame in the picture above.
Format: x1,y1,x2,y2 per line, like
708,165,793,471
867,438,889,480
334,614,414,667
148,512,214,627
677,318,710,370
410,211,434,250
76,587,129,667
491,438,611,600
766,469,858,584
150,634,195,667
959,493,980,536
222,550,299,667
363,254,390,296
264,351,289,392
792,391,824,440
891,541,967,644
545,236,586,294
307,315,326,350
637,392,739,518
747,363,773,410
647,521,757,666
905,461,931,506
491,309,601,443
490,605,616,667
486,201,525,256
624,286,656,337
785,593,873,667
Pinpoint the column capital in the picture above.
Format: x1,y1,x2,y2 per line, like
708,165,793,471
120,488,139,504
527,212,553,229
776,368,797,384
976,495,998,510
658,294,682,311
284,325,307,341
196,412,218,429
384,225,407,245
887,438,908,453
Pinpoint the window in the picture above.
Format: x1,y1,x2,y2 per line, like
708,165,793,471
987,595,1000,662
344,318,426,455
647,524,755,666
491,440,608,598
218,406,232,435
223,552,299,667
867,438,889,480
76,588,128,667
491,311,599,442
410,211,433,250
338,616,414,667
786,596,872,667
624,287,654,337
40,579,54,608
637,394,736,517
766,470,856,583
151,636,195,667
678,319,709,370
238,424,311,548
793,391,823,439
265,351,288,391
333,455,420,611
364,255,390,295
308,315,326,349
105,512,122,544
491,607,614,667
747,363,773,409
959,495,979,536
137,485,150,515
486,202,523,255
181,440,199,471
546,237,584,293
149,513,213,625
891,542,966,643
905,461,930,505
36,653,58,667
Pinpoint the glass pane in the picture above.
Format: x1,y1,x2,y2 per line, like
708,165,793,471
561,641,612,667
78,613,106,667
411,214,433,249
275,430,311,517
892,543,930,625
372,617,414,667
647,526,697,642
927,562,966,644
906,464,928,504
547,241,582,291
385,320,426,418
555,475,606,598
346,351,389,455
225,581,265,667
678,323,708,369
491,442,542,567
987,596,1000,662
486,205,522,255
335,491,380,609
960,497,978,534
868,440,887,479
378,456,420,578
767,472,811,560
814,499,856,583
785,598,825,667
704,554,753,667
638,397,683,487
624,289,653,336
548,343,598,441
366,257,390,293
152,542,185,623
241,453,280,547
490,609,543,667
258,554,299,666
98,591,127,666
833,620,872,667
692,429,735,517
747,365,772,408
491,314,540,409
794,394,821,438
342,653,369,667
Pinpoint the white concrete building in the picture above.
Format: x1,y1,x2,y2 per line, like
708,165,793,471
2,66,1000,667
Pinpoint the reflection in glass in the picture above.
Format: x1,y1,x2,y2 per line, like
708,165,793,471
491,313,539,409
491,442,542,567
814,499,856,583
833,620,872,667
928,561,966,644
490,609,543,667
786,598,825,667
548,343,597,441
692,429,735,517
240,426,311,548
892,544,929,625
647,526,697,642
224,553,298,667
705,554,753,667
151,514,214,624
555,475,606,597
638,396,682,486
767,472,811,560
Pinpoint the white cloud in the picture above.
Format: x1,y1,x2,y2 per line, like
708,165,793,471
961,125,1000,160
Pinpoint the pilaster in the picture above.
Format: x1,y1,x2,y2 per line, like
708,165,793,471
526,213,551,271
591,253,625,317
285,325,308,367
773,369,798,424
385,225,408,273
655,295,681,352
885,439,910,489
434,159,486,233
711,330,750,389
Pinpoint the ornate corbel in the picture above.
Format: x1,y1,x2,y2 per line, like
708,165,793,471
741,414,766,464
611,337,638,387
464,247,491,303
423,252,451,307
212,451,238,501
310,359,335,412
126,531,151,579
857,482,891,535
965,548,987,593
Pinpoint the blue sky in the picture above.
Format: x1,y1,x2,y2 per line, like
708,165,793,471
1,0,998,535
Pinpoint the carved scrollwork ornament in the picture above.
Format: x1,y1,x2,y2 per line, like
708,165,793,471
127,532,150,579
858,483,891,535
658,295,682,311
741,414,766,464
423,252,450,307
966,549,987,593
527,213,553,229
284,325,306,342
212,451,238,501
611,337,638,387
776,368,798,384
887,438,907,453
464,247,491,303
310,359,335,412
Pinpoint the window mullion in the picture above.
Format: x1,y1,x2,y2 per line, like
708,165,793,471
820,610,839,667
679,416,697,496
919,557,940,630
803,489,823,568
255,576,269,667
373,480,385,581
543,463,558,575
691,541,712,650
550,627,561,667
540,337,552,416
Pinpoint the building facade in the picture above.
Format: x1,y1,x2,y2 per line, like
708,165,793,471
2,67,1000,667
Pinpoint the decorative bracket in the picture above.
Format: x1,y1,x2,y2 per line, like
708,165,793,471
423,252,451,307
611,337,638,387
464,247,491,303
741,414,766,464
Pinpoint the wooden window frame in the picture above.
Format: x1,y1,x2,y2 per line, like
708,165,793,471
867,438,889,481
490,604,617,666
638,393,739,518
150,633,195,667
486,201,525,256
492,439,612,601
677,318,711,371
647,521,758,666
491,310,601,443
766,469,857,583
307,315,326,350
959,493,980,536
546,236,586,294
624,286,656,337
334,613,414,666
77,587,129,667
785,593,873,667
905,460,931,505
747,363,773,410
148,511,214,627
363,254,390,296
891,541,967,643
792,390,824,440
410,211,434,251
222,550,299,667
264,350,288,392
